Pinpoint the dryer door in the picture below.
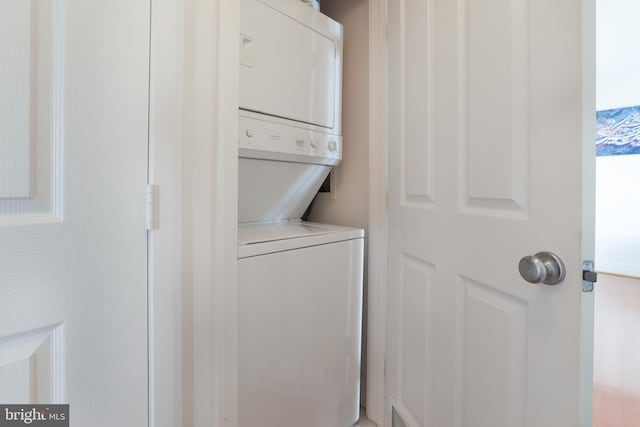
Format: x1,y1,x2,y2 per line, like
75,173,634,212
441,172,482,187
239,0,342,130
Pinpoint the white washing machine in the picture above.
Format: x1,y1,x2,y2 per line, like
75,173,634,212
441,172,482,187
238,1,363,426
238,221,363,427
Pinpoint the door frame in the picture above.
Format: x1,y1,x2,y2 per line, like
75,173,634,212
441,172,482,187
580,1,597,425
366,0,389,424
150,0,389,426
149,0,239,426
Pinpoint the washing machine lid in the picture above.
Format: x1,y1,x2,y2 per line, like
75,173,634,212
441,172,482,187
238,220,364,259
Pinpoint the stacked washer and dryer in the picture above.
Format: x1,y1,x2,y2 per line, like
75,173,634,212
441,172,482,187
237,0,364,426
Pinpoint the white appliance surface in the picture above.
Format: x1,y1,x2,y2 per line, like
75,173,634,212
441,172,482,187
238,221,364,427
239,113,342,165
238,0,343,224
238,3,359,426
240,0,343,132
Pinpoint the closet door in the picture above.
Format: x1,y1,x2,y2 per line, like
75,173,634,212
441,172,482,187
386,0,595,426
0,1,150,425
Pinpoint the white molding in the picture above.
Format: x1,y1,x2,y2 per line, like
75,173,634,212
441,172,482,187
183,1,238,426
580,1,596,426
366,0,388,425
148,0,185,425
50,0,66,223
212,1,240,425
49,323,65,403
148,0,238,426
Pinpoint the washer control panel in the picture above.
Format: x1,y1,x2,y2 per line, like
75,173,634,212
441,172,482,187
239,115,342,163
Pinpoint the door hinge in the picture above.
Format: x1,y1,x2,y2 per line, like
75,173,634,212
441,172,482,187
582,260,597,292
146,184,159,230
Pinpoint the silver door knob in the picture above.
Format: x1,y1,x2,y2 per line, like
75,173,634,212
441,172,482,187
518,252,566,285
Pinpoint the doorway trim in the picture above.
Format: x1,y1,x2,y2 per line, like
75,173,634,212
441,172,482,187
148,0,239,426
366,0,389,424
151,0,390,425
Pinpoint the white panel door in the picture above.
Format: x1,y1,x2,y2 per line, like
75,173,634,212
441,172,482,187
0,0,150,425
386,0,594,426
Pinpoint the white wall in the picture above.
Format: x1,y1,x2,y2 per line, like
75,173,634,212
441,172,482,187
308,0,370,405
311,0,369,232
596,157,640,277
597,0,640,110
595,0,640,277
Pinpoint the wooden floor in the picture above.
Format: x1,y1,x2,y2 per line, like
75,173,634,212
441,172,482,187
593,273,640,427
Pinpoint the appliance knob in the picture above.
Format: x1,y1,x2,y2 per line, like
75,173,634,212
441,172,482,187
245,129,254,138
328,140,337,152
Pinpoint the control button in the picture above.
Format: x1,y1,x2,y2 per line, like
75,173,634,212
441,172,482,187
328,140,338,152
310,140,319,148
296,139,305,147
245,129,254,138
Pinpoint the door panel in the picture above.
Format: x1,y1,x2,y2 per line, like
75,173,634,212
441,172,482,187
386,0,593,426
455,277,527,427
0,0,150,425
461,0,529,214
0,325,62,404
0,1,32,199
400,0,435,207
397,254,434,427
0,0,60,220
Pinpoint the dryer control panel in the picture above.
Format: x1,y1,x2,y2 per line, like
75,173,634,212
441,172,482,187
239,114,342,166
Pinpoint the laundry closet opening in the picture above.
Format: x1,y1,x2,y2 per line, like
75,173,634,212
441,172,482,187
236,0,369,426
